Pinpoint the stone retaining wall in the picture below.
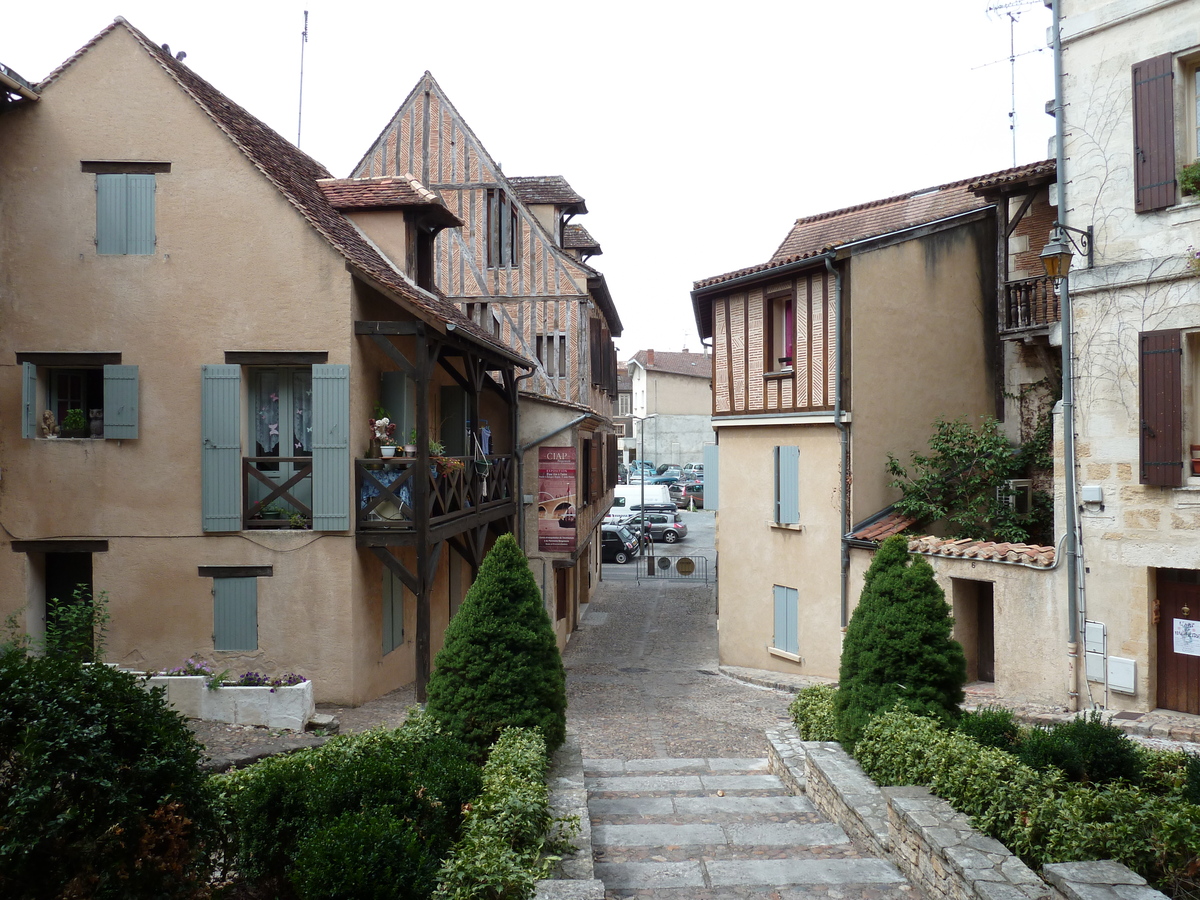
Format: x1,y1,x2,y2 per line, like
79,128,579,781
536,728,604,900
766,725,1169,900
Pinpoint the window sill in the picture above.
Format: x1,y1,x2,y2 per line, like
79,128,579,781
769,522,804,532
769,647,803,664
763,369,794,381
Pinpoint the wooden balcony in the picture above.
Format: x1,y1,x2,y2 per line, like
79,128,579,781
243,456,312,529
356,454,516,541
1001,276,1060,335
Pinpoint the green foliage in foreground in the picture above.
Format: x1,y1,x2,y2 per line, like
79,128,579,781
435,727,575,900
0,648,215,900
215,712,481,899
834,536,966,750
788,684,839,741
426,534,567,759
854,708,1200,896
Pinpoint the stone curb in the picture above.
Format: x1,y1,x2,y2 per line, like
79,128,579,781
535,727,604,900
766,725,1169,900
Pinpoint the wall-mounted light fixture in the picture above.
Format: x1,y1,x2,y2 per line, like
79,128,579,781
1039,222,1094,282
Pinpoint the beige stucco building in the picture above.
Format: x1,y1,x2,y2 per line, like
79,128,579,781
1052,0,1200,715
625,349,714,469
0,20,540,705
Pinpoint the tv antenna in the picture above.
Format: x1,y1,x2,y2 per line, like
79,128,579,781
297,10,309,147
984,0,1045,166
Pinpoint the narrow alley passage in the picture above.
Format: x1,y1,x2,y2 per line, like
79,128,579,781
563,576,920,899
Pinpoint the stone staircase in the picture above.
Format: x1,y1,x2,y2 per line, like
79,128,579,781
584,756,915,898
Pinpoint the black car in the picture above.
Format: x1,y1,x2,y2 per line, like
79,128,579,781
601,524,643,564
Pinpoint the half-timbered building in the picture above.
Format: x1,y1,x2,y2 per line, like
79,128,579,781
0,20,531,705
351,74,622,641
691,171,1016,682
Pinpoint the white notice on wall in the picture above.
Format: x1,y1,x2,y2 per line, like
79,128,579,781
1173,618,1200,657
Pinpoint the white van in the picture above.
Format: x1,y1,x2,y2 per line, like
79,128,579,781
605,484,674,524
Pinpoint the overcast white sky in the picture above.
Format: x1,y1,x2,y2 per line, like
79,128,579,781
6,1,1055,357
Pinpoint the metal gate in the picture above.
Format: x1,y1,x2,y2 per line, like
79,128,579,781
636,554,709,584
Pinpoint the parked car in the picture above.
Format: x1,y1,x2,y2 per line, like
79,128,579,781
619,510,688,544
648,474,679,485
601,524,643,564
656,464,683,479
682,462,704,479
672,481,704,508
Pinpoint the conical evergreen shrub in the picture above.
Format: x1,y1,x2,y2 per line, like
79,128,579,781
834,534,966,750
425,533,567,759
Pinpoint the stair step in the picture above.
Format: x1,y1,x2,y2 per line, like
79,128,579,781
593,821,849,848
594,857,906,890
586,773,783,794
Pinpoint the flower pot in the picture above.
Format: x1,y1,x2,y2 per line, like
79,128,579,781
381,445,396,458
403,445,417,455
1192,459,1200,476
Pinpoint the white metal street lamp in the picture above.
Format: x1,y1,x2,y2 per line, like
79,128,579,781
632,414,657,568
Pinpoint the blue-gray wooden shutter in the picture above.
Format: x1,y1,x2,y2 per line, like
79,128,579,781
703,443,719,510
22,362,37,439
382,569,405,654
125,174,156,255
201,365,242,532
213,576,258,650
96,174,127,255
102,365,139,438
773,585,798,655
774,445,800,524
312,364,350,531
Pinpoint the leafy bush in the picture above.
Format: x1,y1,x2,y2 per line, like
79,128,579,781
426,533,567,759
43,584,109,662
789,684,838,741
1016,710,1142,785
957,705,1021,751
435,727,567,900
292,810,441,900
218,713,481,894
834,536,966,750
1180,160,1200,196
0,648,216,899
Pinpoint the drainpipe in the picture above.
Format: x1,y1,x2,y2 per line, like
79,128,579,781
826,256,850,628
1051,0,1081,711
515,411,590,552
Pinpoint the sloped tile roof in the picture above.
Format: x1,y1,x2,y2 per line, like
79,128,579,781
849,511,917,543
693,164,1048,291
508,175,587,213
907,535,1056,568
563,222,601,253
43,19,527,368
968,159,1055,194
319,174,447,210
628,350,712,379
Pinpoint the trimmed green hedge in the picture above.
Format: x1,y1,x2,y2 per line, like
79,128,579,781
788,684,838,741
853,708,1200,894
435,727,570,900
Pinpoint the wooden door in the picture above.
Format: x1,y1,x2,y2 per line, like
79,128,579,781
1157,569,1200,715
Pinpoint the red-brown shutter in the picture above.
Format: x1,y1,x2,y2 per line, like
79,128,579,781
1139,329,1183,486
1133,54,1176,213
590,436,601,503
590,320,602,385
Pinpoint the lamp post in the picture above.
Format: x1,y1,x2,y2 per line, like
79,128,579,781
633,414,657,569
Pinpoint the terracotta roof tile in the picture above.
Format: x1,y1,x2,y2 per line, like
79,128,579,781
319,174,445,210
628,349,712,378
968,159,1056,193
508,175,587,213
563,222,601,253
849,511,917,543
907,535,1056,568
56,19,527,368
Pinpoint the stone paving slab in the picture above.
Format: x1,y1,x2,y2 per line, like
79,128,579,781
595,821,851,849
594,860,705,889
588,775,704,792
672,794,816,816
699,774,783,791
589,797,677,817
722,822,850,846
593,823,727,847
705,857,907,886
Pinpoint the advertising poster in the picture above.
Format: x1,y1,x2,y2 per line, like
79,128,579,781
538,446,577,553
1174,618,1200,658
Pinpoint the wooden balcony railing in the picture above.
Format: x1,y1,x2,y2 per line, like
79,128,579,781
1001,276,1060,334
243,456,313,529
356,454,515,532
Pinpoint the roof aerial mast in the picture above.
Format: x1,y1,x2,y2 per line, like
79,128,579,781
984,0,1044,167
297,10,309,147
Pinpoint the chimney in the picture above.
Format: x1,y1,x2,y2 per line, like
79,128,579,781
647,349,655,366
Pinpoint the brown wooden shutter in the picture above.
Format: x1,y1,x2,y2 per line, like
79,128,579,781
589,320,602,385
606,432,618,489
590,435,601,503
1139,329,1183,486
1133,54,1176,213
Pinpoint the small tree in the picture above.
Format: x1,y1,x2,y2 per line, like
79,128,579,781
425,534,567,759
834,535,966,750
887,416,1031,543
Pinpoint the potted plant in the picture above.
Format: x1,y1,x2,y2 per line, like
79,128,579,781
404,428,418,456
370,416,397,457
1180,160,1200,197
61,408,87,439
260,502,286,520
